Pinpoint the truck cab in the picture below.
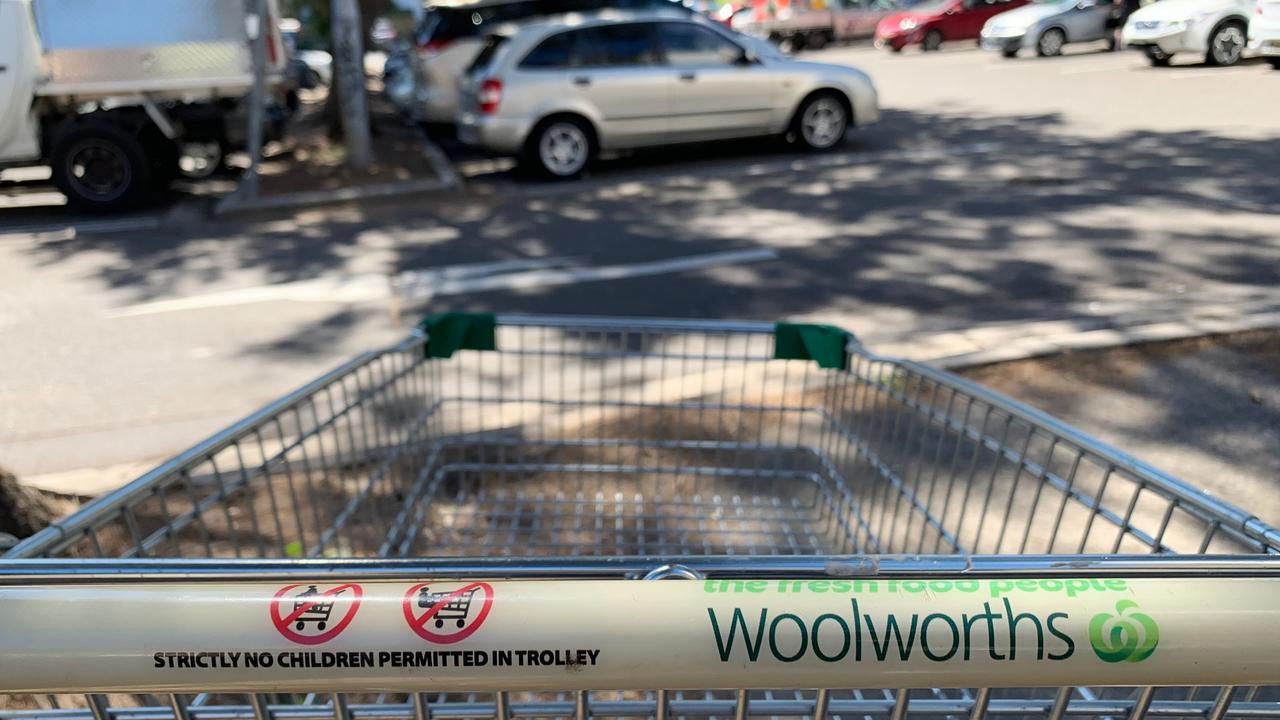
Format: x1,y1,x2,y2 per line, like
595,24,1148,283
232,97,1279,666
0,0,43,165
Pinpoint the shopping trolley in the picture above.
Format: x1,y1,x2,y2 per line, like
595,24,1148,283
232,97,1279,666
292,585,343,631
2,314,1279,720
418,586,479,628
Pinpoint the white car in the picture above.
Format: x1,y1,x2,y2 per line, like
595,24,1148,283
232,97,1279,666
1121,0,1253,65
1249,0,1280,67
458,13,879,177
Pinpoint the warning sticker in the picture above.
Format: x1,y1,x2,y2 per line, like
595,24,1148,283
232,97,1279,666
270,583,363,645
402,581,494,644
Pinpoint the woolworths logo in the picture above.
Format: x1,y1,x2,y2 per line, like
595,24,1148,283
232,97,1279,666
1089,600,1159,663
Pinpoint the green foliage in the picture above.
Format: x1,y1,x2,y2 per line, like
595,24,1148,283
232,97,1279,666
280,0,401,50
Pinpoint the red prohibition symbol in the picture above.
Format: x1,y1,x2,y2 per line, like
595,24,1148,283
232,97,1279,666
270,582,363,645
402,581,495,644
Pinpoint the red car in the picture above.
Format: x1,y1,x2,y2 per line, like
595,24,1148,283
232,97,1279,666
875,0,1029,51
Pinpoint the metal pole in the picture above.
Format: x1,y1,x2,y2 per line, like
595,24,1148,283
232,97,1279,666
331,0,373,169
243,0,269,198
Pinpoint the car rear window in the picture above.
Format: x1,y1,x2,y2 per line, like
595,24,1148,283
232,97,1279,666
467,34,510,73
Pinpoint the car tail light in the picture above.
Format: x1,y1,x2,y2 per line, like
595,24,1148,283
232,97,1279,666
418,39,454,57
478,78,503,115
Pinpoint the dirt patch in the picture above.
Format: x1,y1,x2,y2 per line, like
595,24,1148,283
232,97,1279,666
254,85,445,199
0,467,75,546
958,329,1280,528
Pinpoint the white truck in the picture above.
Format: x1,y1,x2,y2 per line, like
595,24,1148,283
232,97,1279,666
0,0,287,211
730,0,913,52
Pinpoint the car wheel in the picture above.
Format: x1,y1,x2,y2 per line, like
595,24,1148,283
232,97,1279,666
1002,47,1019,58
1144,45,1172,66
1269,57,1280,69
1205,21,1246,66
50,122,152,212
922,29,943,51
525,116,594,179
1037,27,1066,56
791,92,849,151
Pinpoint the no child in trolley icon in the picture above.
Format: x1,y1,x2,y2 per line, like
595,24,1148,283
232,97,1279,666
402,581,495,644
270,583,364,645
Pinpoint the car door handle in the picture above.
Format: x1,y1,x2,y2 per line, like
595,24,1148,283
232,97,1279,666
679,72,697,82
572,76,591,86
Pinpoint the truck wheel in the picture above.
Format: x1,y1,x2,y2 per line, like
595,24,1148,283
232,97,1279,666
779,34,806,53
51,123,151,212
807,31,830,50
178,142,225,180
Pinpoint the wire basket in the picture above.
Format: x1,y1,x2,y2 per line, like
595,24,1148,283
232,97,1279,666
3,314,1278,720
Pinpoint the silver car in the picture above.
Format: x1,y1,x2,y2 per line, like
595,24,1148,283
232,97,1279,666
979,0,1116,57
457,13,880,177
410,0,697,123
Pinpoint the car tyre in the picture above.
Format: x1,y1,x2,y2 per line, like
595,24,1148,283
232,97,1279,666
1001,47,1019,58
50,121,152,212
922,29,943,51
1205,21,1246,66
1269,57,1280,69
1144,45,1172,66
1037,27,1066,56
790,92,849,152
523,115,595,180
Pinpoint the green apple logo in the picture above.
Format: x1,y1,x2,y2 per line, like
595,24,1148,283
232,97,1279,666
1089,600,1159,663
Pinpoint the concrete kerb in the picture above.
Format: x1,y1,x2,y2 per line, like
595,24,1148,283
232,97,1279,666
923,310,1280,370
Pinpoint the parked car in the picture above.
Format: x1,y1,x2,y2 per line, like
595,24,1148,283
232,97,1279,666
731,0,927,53
1248,0,1280,67
875,0,1030,51
980,0,1114,56
458,14,880,177
1121,0,1253,65
411,0,695,123
280,19,334,87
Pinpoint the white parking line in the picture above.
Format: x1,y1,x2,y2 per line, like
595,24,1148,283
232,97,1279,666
109,249,780,317
1058,59,1143,74
0,216,164,243
1166,69,1234,78
0,166,52,183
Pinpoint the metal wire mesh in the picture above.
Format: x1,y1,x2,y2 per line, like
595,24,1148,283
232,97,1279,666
4,315,1278,720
